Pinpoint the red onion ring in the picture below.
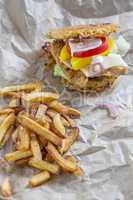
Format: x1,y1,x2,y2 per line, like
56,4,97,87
91,62,105,76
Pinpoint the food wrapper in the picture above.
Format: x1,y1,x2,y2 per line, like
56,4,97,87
0,0,133,199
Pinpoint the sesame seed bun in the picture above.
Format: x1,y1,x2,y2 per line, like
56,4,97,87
47,23,118,40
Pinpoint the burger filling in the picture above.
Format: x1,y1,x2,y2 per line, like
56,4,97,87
53,35,130,78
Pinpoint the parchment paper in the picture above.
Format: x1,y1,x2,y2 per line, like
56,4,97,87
1,0,133,199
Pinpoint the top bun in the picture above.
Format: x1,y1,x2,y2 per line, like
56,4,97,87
47,23,118,40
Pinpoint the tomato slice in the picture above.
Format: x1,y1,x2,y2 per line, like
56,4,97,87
67,37,109,58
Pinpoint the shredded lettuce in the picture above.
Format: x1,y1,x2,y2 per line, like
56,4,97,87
53,65,65,77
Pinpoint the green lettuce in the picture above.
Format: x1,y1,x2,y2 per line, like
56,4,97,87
53,65,65,77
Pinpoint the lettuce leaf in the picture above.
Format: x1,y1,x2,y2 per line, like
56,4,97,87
53,65,65,77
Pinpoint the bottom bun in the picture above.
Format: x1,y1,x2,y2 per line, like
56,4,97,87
60,76,116,93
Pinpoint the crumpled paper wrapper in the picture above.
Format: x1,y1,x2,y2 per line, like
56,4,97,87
0,0,133,199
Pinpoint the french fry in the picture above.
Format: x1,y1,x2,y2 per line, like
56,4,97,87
29,171,50,187
45,153,54,162
29,158,60,175
48,101,80,117
36,104,51,125
5,150,32,162
15,157,30,165
64,155,77,163
0,128,13,148
64,155,84,176
22,92,59,106
12,126,20,150
0,114,7,124
17,113,62,146
0,113,15,145
13,106,24,115
46,109,57,118
47,109,70,127
8,98,20,108
30,133,42,160
36,104,47,117
59,128,79,154
61,117,70,127
17,127,30,151
53,113,66,138
36,119,50,129
30,103,39,118
39,136,48,147
50,123,62,138
73,167,84,176
42,115,52,123
5,91,21,98
67,107,80,117
12,127,19,144
62,114,76,127
0,108,14,115
1,177,12,197
48,100,67,114
0,81,42,96
46,143,77,172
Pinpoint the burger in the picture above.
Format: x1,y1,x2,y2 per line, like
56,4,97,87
43,23,130,93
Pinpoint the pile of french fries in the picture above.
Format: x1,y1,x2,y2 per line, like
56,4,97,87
0,81,83,192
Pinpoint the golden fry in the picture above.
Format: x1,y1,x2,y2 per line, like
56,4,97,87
59,128,79,154
1,177,12,197
18,127,30,151
47,109,70,127
0,113,15,145
30,103,39,118
8,98,20,108
29,171,50,187
53,113,66,137
60,117,70,127
5,91,21,98
36,104,47,118
18,113,62,146
62,114,76,127
46,143,77,172
48,100,67,114
46,109,57,118
29,158,60,175
39,136,48,147
42,115,52,123
48,101,80,117
30,133,42,160
0,114,7,124
45,153,54,162
73,167,84,176
22,92,59,106
36,104,51,125
0,108,14,115
36,119,50,129
12,127,19,144
67,107,80,117
5,150,32,162
0,128,13,148
64,155,84,176
0,81,42,96
15,157,30,165
64,155,77,163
